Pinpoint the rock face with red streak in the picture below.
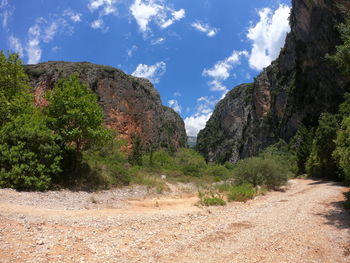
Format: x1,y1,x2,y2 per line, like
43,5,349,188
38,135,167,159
25,61,187,149
197,0,350,163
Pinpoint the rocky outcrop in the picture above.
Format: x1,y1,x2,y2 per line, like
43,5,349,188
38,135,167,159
197,0,350,163
25,61,187,149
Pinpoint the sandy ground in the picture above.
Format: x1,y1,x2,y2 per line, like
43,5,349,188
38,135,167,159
0,179,349,263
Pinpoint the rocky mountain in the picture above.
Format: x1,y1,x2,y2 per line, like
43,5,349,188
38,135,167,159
25,61,187,149
197,0,350,163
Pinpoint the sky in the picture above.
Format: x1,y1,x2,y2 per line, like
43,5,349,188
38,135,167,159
0,0,291,137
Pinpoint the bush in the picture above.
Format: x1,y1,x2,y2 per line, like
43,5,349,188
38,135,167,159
205,165,230,179
333,116,350,185
227,183,255,202
290,124,314,175
198,191,226,206
175,148,207,177
306,113,342,180
259,141,297,175
79,142,131,189
233,157,290,189
151,149,172,168
0,112,62,191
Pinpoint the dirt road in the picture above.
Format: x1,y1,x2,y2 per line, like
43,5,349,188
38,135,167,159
0,179,349,263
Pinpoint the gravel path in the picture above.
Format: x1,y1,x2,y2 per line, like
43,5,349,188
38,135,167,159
0,179,349,263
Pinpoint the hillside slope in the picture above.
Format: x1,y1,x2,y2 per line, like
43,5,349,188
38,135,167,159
197,0,350,163
25,61,187,149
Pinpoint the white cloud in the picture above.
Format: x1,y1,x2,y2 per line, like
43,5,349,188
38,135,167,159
23,11,79,64
130,0,161,32
88,0,117,31
63,9,82,23
151,37,165,45
88,0,117,15
132,61,166,84
203,51,248,80
173,92,181,97
0,0,14,29
91,19,104,29
185,113,212,137
247,4,290,71
202,50,248,96
8,35,23,57
130,0,185,33
43,22,58,43
191,21,218,37
51,46,60,53
168,99,182,114
160,8,185,29
27,24,42,64
184,96,218,136
127,45,137,57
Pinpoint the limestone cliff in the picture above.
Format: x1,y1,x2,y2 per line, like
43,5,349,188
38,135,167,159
25,61,187,149
197,0,350,163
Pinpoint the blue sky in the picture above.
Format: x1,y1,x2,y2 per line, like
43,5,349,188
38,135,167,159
0,0,291,136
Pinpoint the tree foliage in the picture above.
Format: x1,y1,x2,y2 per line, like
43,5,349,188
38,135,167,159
333,113,350,184
0,112,62,191
45,75,112,175
327,13,350,75
306,113,342,180
0,52,32,126
290,124,314,175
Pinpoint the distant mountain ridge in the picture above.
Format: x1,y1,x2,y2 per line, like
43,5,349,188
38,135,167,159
25,61,187,149
197,0,350,163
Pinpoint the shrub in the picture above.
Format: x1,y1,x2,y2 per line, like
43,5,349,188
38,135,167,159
205,165,230,179
306,113,342,180
128,135,143,166
290,124,314,175
175,148,207,177
227,183,255,202
79,142,131,189
333,116,350,185
233,157,290,189
198,191,226,206
152,149,172,168
0,112,62,191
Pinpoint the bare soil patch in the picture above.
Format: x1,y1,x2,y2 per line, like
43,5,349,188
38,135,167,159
0,179,349,263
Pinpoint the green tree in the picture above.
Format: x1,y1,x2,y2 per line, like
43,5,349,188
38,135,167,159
333,116,350,184
128,134,143,166
306,113,342,180
45,75,111,172
175,148,207,177
0,51,32,126
0,112,62,190
290,124,314,175
327,13,350,74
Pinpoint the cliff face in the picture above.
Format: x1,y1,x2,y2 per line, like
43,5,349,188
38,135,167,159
197,0,350,163
25,61,187,149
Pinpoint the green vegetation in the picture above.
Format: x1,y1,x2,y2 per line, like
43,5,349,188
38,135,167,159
306,113,342,180
0,112,62,190
198,190,226,206
45,75,112,176
233,154,291,190
290,124,314,175
227,183,256,202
